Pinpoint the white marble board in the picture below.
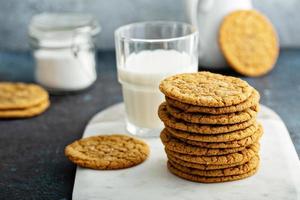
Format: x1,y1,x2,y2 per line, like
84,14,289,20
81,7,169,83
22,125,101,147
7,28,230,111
73,103,300,200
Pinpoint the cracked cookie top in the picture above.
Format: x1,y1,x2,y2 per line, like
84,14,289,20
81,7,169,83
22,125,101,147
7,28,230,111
159,72,252,107
65,134,150,170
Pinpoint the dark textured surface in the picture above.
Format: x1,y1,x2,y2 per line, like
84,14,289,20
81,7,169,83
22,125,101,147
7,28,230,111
0,50,299,199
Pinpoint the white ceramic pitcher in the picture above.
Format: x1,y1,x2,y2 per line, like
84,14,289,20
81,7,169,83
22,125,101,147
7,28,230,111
185,0,253,69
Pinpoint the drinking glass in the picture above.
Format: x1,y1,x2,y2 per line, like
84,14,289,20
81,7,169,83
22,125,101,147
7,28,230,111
115,21,198,137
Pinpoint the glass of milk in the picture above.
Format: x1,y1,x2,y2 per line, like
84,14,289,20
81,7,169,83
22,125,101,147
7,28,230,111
115,21,198,137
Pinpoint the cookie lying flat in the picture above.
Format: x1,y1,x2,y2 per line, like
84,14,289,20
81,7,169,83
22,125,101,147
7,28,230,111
159,72,252,107
0,100,50,118
219,10,279,77
169,155,259,177
65,134,150,170
165,143,259,165
168,161,258,183
177,126,263,149
165,102,257,125
167,154,254,170
166,123,259,143
165,89,260,114
158,103,256,134
0,82,49,110
160,129,245,156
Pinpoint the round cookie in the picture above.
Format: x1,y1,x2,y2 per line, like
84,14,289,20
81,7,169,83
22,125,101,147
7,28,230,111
165,143,259,165
165,102,257,125
165,89,260,114
167,154,254,170
166,123,260,143
169,155,259,177
219,10,279,77
0,82,49,109
177,126,263,149
65,134,150,170
0,100,50,118
168,161,259,183
160,129,245,156
159,72,252,107
158,103,256,134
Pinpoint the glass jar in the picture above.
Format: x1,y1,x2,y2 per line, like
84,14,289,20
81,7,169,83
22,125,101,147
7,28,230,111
29,13,100,94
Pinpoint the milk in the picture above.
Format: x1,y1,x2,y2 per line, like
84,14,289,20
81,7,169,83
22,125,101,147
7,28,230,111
118,50,198,131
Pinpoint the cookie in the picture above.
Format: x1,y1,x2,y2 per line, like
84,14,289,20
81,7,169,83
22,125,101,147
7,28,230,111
158,103,256,134
167,123,260,143
165,143,259,165
0,82,49,110
169,155,259,177
168,161,258,183
65,134,150,170
219,10,279,77
165,102,257,125
177,126,263,149
159,72,252,107
0,100,50,118
165,89,260,114
161,129,245,156
167,154,253,170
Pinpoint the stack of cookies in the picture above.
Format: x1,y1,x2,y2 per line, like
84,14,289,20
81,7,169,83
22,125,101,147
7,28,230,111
0,82,50,118
158,72,262,183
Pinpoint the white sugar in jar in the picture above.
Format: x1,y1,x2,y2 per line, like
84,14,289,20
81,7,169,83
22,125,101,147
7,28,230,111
29,13,100,94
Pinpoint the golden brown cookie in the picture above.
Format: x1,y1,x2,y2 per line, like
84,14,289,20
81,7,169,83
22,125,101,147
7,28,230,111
165,89,260,114
160,129,245,156
219,10,279,77
176,126,263,149
165,143,259,165
169,155,259,177
0,82,49,110
159,72,252,107
158,103,256,134
0,100,50,118
168,161,258,183
167,123,260,143
65,134,150,170
165,102,257,125
167,154,253,170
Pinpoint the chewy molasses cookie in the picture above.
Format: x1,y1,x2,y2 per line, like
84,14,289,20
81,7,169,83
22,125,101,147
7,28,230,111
165,143,259,165
0,82,49,110
165,89,260,114
167,154,254,170
165,102,257,125
177,126,263,149
158,103,256,134
169,155,259,177
167,161,258,183
160,129,245,156
219,10,279,77
159,72,252,107
166,123,260,143
0,100,50,118
65,134,150,170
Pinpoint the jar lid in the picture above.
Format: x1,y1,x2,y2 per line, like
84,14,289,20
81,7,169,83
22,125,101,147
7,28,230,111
29,13,100,48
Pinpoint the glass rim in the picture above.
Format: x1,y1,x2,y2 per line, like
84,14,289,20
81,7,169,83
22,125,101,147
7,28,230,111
114,21,198,43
